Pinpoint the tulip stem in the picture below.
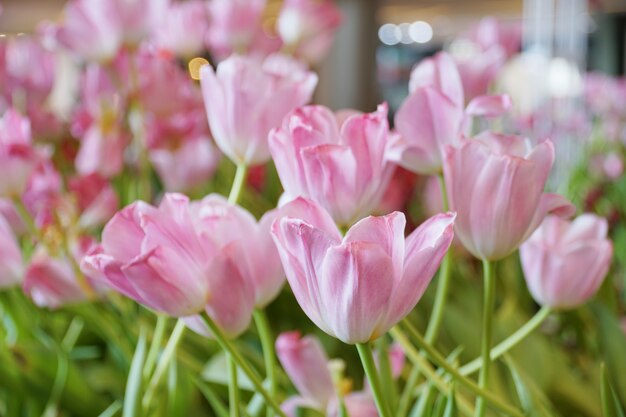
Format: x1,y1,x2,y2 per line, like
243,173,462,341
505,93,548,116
396,321,524,417
475,259,496,417
200,312,289,417
143,315,168,381
142,319,186,410
253,309,277,417
228,353,241,417
398,174,451,417
356,343,393,417
229,163,248,204
459,306,551,376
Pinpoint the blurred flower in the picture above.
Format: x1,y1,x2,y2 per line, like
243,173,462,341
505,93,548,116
201,54,317,166
23,236,101,308
150,136,220,192
0,109,43,198
397,52,510,175
22,161,62,229
276,331,335,414
277,0,342,64
68,174,119,229
154,0,209,58
0,214,23,289
269,104,393,225
391,86,463,175
72,65,128,178
375,167,418,215
206,0,280,59
520,214,612,309
603,152,624,180
443,132,575,261
271,197,455,344
56,0,123,61
3,36,56,102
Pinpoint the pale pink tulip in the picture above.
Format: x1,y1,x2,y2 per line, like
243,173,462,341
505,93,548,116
190,194,284,308
154,0,209,57
112,0,169,46
82,194,257,337
520,214,613,309
4,36,55,102
277,0,342,64
56,0,123,61
269,104,394,225
0,214,23,289
443,132,575,261
271,197,455,344
276,331,380,417
23,237,100,308
81,194,213,317
390,87,463,175
276,331,335,413
22,162,62,229
409,52,464,108
68,174,119,229
205,0,278,59
0,109,43,197
201,54,317,166
75,125,127,178
150,136,220,192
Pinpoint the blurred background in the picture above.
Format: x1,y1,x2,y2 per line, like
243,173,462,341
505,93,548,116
2,0,625,113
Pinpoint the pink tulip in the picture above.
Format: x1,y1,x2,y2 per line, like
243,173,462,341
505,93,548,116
269,104,394,225
150,136,220,192
205,0,276,59
390,87,464,175
112,0,169,46
22,161,62,229
0,214,23,289
56,0,123,61
409,51,464,108
277,0,342,64
75,125,127,178
68,174,119,229
82,194,257,337
276,331,380,417
154,0,209,57
4,36,55,102
201,54,317,166
443,132,575,261
455,49,506,101
0,109,43,198
190,194,284,308
23,237,100,308
81,194,213,317
520,214,613,309
276,331,335,413
271,197,455,344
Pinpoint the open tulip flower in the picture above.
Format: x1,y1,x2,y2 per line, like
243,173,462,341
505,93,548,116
201,54,318,166
520,214,613,309
443,132,575,261
270,103,395,226
271,197,455,344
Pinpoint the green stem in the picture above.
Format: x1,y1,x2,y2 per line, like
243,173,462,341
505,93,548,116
142,319,186,409
229,163,248,204
398,174,451,417
475,259,495,417
12,198,38,239
253,309,277,417
199,313,288,417
390,327,474,417
459,306,551,376
397,321,524,417
228,354,241,417
143,315,168,380
355,343,392,417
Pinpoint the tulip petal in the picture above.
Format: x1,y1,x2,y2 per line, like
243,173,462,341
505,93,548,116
320,241,394,343
465,94,512,118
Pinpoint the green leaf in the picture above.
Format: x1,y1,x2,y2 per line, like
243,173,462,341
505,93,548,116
409,384,436,417
593,303,626,406
505,357,561,417
195,379,229,417
123,328,147,417
443,384,458,417
601,363,626,417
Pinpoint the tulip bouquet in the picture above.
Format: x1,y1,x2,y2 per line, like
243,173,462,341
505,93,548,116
0,2,624,417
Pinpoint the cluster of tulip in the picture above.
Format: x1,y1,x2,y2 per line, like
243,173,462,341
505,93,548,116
0,1,624,416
